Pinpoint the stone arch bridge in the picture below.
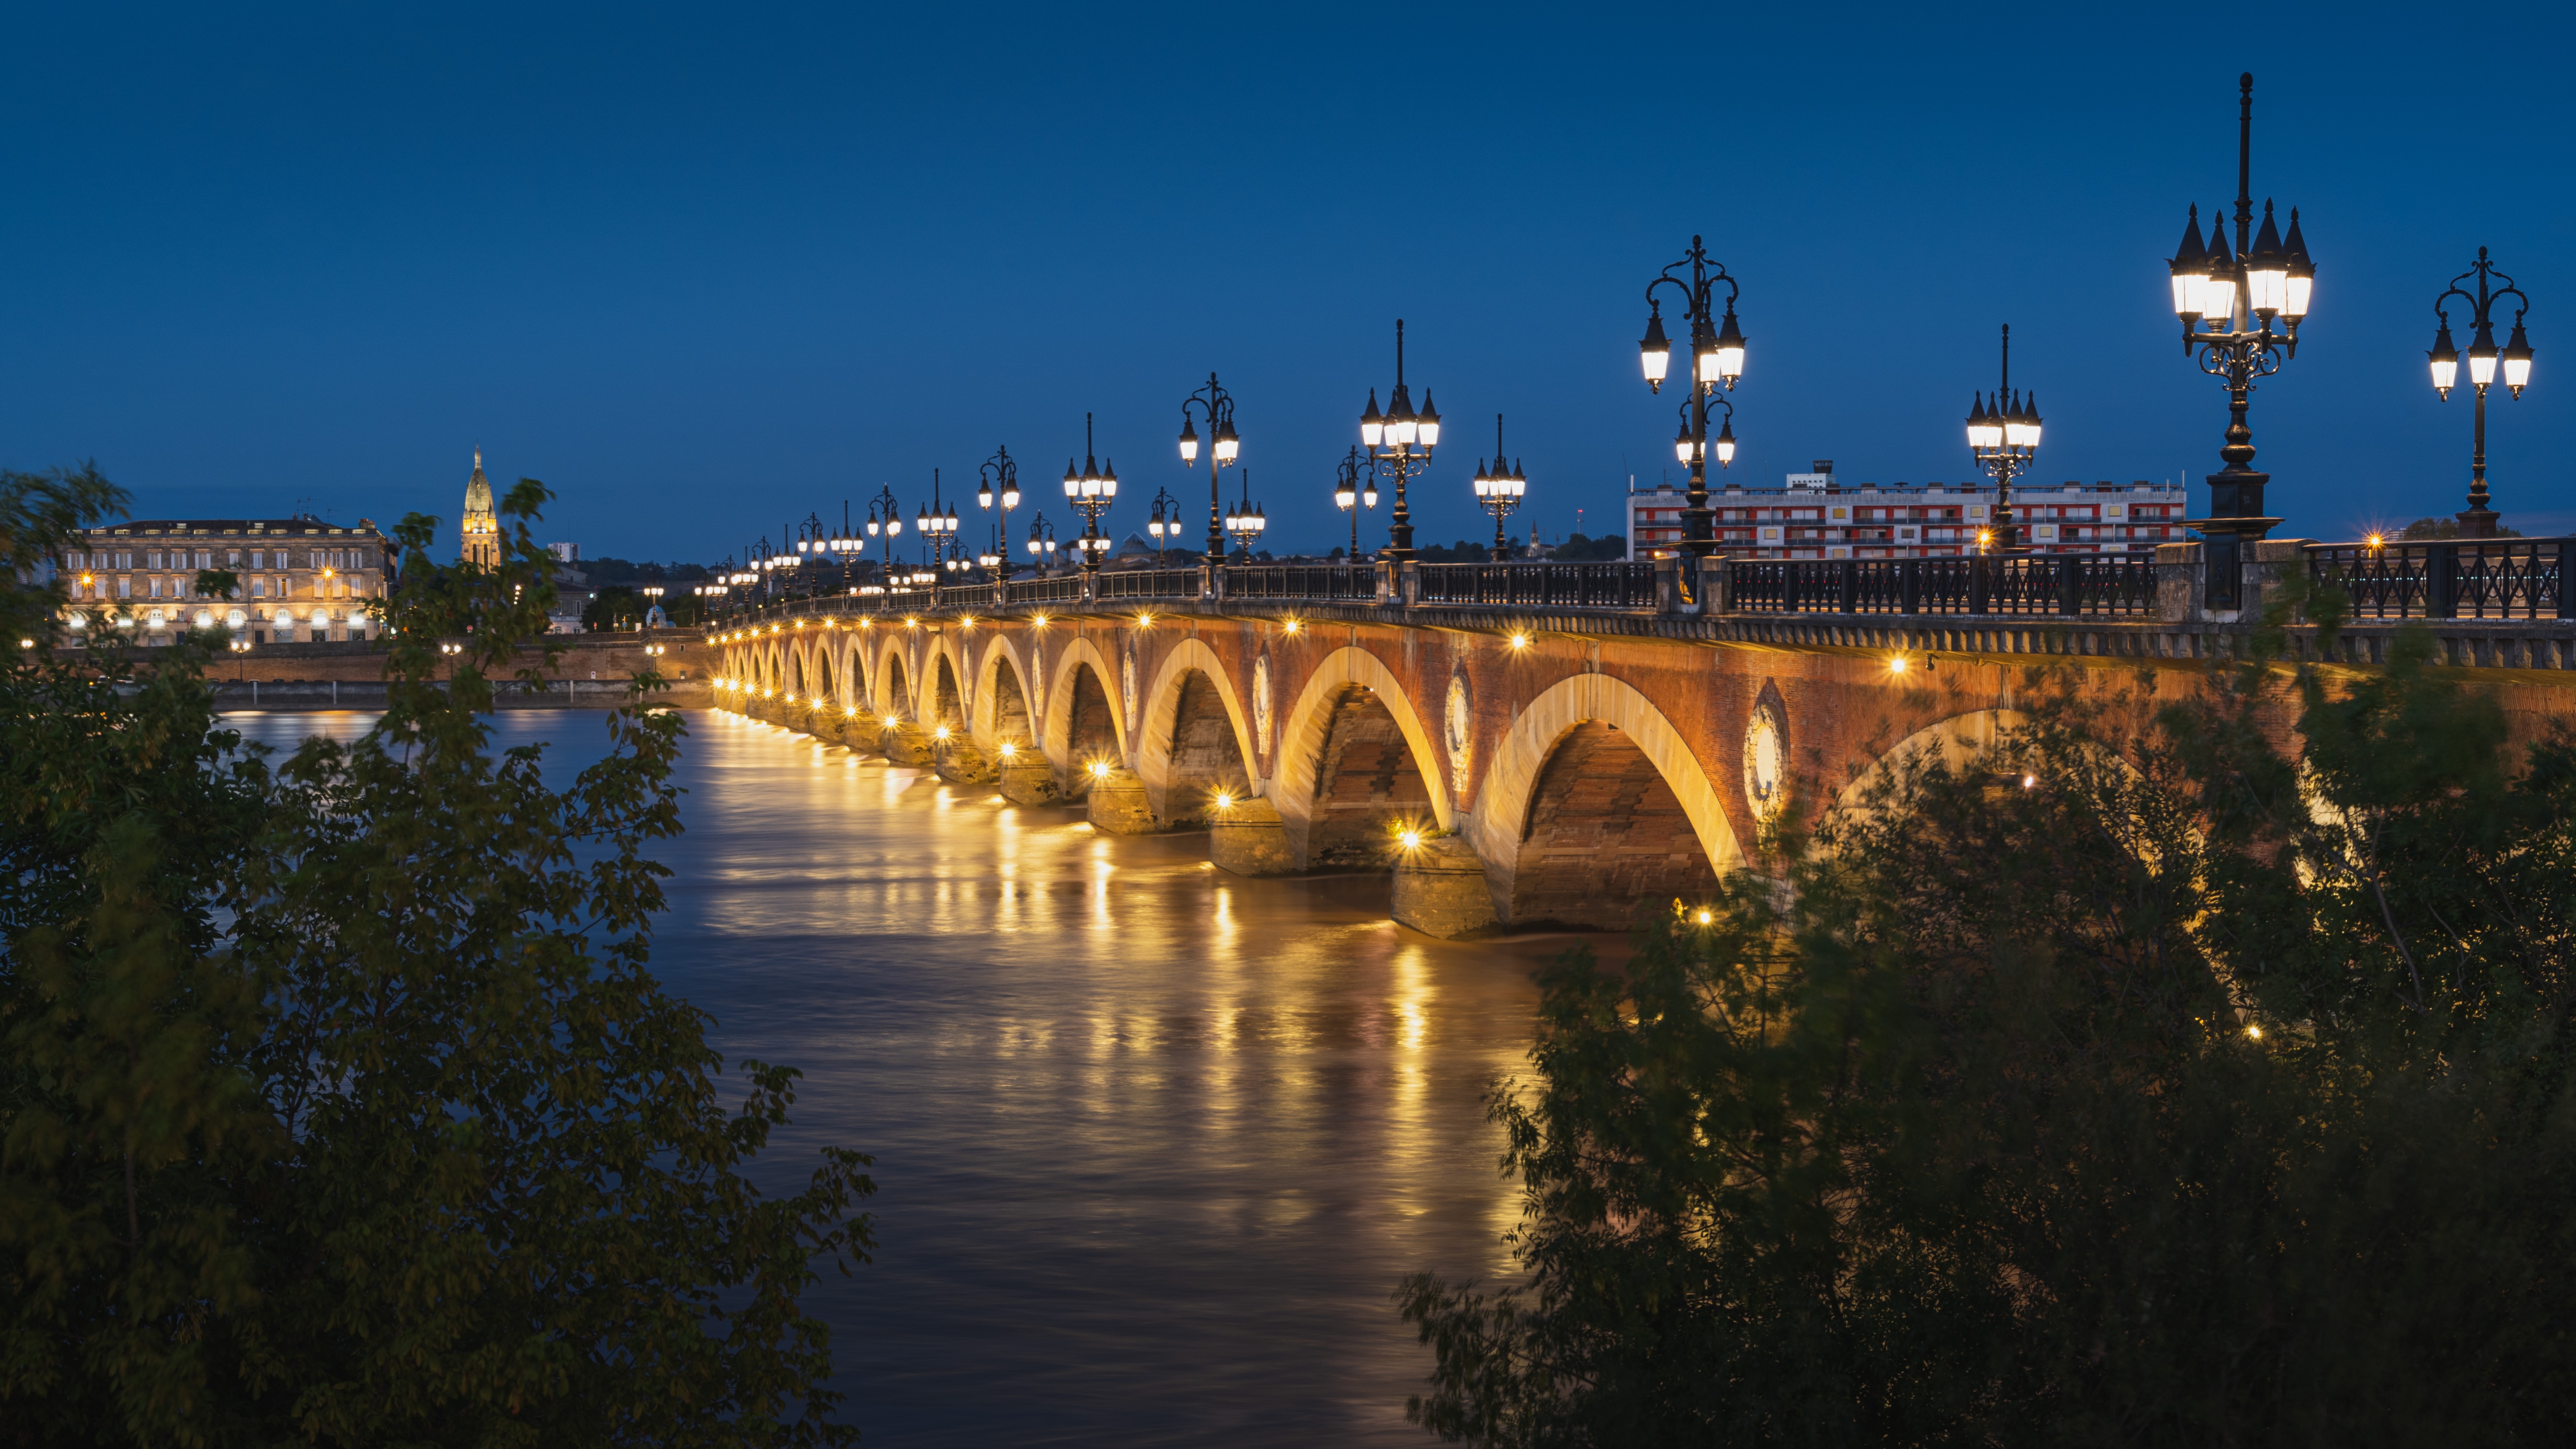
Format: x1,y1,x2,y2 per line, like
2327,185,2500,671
700,546,2576,937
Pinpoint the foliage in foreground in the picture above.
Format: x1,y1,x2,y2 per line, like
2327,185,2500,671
1401,632,2576,1446
2,465,874,1446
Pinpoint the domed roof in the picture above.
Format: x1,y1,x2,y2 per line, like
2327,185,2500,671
463,448,494,514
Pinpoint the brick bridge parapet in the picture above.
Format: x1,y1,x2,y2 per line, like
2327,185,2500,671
705,538,2576,939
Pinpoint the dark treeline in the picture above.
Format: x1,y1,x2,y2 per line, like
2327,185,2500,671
1401,596,2576,1445
2,465,871,1446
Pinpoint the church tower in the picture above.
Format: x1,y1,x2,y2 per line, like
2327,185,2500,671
459,448,500,567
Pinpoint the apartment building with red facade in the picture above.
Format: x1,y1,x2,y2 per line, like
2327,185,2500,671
1625,460,2192,561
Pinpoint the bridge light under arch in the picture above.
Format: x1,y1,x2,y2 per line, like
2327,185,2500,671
904,617,920,629
1031,615,1050,628
1212,790,1233,811
1888,655,1909,674
934,725,951,740
1398,829,1423,851
1135,613,1154,628
1088,760,1112,780
1281,618,1301,635
1508,632,1530,650
998,741,1016,757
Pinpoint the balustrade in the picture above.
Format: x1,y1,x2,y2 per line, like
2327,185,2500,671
1223,563,1377,601
2307,538,2575,621
1416,561,1659,608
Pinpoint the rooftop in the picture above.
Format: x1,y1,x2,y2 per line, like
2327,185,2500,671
83,517,387,538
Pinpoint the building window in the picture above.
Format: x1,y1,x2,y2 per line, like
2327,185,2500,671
251,577,266,597
117,577,131,598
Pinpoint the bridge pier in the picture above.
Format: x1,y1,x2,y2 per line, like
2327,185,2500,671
1085,765,1157,835
994,746,1063,804
934,736,999,785
1391,835,1500,939
1209,796,1294,876
880,720,935,766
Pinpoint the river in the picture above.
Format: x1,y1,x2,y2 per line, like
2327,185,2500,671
229,708,1569,1446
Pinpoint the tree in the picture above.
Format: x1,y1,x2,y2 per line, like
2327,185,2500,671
1398,616,2576,1445
3,468,874,1446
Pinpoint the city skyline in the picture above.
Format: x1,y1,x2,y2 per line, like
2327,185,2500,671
2,3,2567,560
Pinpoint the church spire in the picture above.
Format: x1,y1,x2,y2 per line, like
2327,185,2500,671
460,446,499,567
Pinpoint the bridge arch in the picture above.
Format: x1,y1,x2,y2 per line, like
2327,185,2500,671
1041,634,1127,776
1137,638,1257,827
1473,672,1741,930
869,630,920,719
1273,645,1452,866
1834,709,2032,818
973,634,1039,750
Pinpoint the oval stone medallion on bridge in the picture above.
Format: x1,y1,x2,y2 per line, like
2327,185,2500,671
1745,685,1789,822
1443,669,1473,799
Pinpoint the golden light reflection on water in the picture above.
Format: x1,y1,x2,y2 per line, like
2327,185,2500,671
233,708,1554,1443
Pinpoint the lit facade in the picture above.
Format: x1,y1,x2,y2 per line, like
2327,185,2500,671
1625,460,2192,560
57,516,394,644
460,449,501,567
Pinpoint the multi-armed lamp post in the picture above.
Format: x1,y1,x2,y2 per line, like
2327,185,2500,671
863,485,905,592
1224,469,1267,560
1145,486,1182,565
977,445,1023,586
1332,447,1380,562
1358,321,1440,562
1637,236,1747,562
1471,416,1528,561
1063,413,1119,577
917,471,962,579
1177,374,1240,562
2163,72,2314,608
2427,250,2534,539
1964,325,2043,553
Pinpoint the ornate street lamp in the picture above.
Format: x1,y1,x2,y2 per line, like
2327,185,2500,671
1471,415,1528,561
977,445,1023,584
912,470,963,578
1178,374,1240,561
1025,511,1059,569
1637,234,1747,562
1358,319,1441,561
1332,447,1380,562
1965,324,2044,553
863,484,905,593
2427,248,2533,538
1145,486,1182,566
1224,468,1267,561
2163,72,2314,608
1062,412,1120,576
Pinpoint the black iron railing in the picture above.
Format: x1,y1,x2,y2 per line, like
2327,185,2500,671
2308,538,2575,620
1727,554,2157,617
1005,574,1083,605
1224,564,1379,601
1094,568,1203,602
1417,561,1660,609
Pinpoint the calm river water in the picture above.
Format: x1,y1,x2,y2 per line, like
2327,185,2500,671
231,708,1569,1446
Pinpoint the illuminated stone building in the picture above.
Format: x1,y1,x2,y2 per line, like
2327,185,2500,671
56,515,394,644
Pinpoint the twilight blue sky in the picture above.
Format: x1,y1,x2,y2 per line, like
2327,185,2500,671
3,1,2570,562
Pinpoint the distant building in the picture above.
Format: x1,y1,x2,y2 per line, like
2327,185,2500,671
1625,460,2190,560
56,515,393,644
460,450,501,567
547,541,580,564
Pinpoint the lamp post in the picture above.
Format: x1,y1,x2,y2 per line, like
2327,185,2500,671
1145,486,1182,566
863,484,905,595
1965,325,2044,553
916,470,963,580
1178,374,1240,562
977,445,1023,585
2428,248,2533,539
1471,416,1529,562
1025,511,1059,571
1332,447,1380,561
1357,319,1441,562
1062,413,1119,577
1223,468,1266,561
2163,72,2314,608
1636,235,1747,563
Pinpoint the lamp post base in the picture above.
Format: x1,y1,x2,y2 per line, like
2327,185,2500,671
2456,507,2500,540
